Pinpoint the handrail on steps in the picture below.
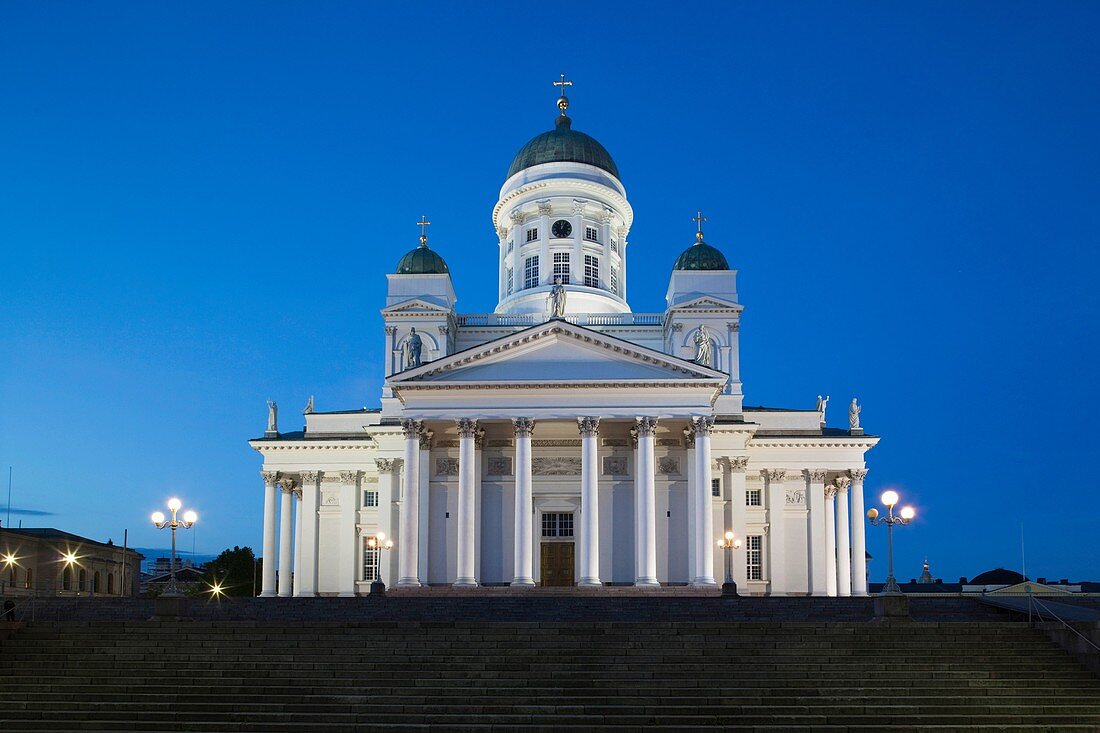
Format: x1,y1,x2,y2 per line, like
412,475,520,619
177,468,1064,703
1028,592,1100,654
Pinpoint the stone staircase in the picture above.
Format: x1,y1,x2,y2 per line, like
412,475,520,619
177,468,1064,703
2,616,1099,731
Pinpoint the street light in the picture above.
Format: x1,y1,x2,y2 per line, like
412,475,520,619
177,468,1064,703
366,532,394,596
866,490,915,595
151,497,197,598
716,530,742,597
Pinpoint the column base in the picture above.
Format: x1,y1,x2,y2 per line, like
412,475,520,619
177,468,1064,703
691,577,717,587
259,591,276,598
577,577,603,587
277,591,292,598
510,578,535,587
634,578,660,587
396,578,422,588
454,578,479,588
296,592,316,598
337,592,356,597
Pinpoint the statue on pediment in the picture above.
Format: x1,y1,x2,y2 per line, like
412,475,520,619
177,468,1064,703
816,395,829,424
404,328,423,369
266,400,278,434
548,277,567,320
849,398,862,430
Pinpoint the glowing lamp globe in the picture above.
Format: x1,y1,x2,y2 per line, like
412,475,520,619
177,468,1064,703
724,531,735,541
881,490,899,508
167,497,182,512
733,539,742,550
377,532,386,542
716,539,724,548
183,510,198,524
900,506,916,520
151,511,166,525
866,508,879,520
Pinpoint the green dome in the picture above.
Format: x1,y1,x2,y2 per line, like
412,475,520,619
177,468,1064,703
507,116,619,179
673,236,730,271
396,242,449,275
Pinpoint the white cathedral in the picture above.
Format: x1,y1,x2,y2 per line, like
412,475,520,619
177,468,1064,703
250,84,878,596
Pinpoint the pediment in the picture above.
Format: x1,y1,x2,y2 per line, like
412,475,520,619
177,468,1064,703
389,321,726,387
382,298,452,315
671,295,742,312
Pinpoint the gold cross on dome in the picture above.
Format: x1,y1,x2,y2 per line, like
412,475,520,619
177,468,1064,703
693,210,707,239
416,215,431,245
553,73,573,96
553,73,573,115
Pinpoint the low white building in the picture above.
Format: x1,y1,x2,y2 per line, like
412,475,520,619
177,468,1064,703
250,87,877,596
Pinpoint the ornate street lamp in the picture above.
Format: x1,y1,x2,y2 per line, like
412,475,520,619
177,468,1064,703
866,490,915,595
716,530,742,597
151,497,197,598
366,532,394,596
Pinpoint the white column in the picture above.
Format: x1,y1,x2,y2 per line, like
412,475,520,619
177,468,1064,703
455,418,479,587
824,483,838,597
292,486,302,595
277,477,295,597
764,469,787,595
260,471,278,597
634,417,659,587
692,416,716,586
297,471,319,597
849,469,869,596
577,417,601,586
417,428,432,584
835,476,852,596
729,457,748,587
683,428,697,584
375,458,400,587
512,418,535,586
397,419,421,587
474,427,484,584
337,471,358,597
807,469,828,596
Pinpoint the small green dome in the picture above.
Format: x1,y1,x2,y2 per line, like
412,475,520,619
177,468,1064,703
673,235,730,271
507,115,619,179
396,242,449,275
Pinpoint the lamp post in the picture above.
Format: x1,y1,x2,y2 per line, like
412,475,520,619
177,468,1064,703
367,532,394,596
716,531,742,597
151,498,197,598
866,490,915,596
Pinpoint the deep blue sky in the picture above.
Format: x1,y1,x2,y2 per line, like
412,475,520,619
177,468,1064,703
2,2,1097,582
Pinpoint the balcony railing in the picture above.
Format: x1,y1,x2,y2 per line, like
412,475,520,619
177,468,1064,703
455,313,664,328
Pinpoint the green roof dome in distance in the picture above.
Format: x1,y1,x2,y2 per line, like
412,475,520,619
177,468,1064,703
673,211,730,271
507,77,619,179
395,216,450,275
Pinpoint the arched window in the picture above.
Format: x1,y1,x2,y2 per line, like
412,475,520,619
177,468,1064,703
107,573,114,595
78,568,86,591
93,571,101,593
62,567,72,591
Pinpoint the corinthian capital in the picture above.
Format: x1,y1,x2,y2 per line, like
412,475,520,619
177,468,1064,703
763,469,787,482
849,468,868,483
808,469,829,482
692,416,715,436
400,419,422,438
339,471,359,484
729,456,749,472
456,418,479,438
260,470,279,487
375,458,399,473
834,476,852,493
419,428,434,450
299,471,319,484
824,484,837,499
278,477,298,494
682,427,695,449
577,417,600,437
635,417,658,436
512,417,535,437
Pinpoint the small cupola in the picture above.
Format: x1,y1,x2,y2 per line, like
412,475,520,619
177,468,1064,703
395,216,450,275
673,211,730,271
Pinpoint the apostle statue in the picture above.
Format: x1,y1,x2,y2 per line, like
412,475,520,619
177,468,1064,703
404,328,423,369
303,395,314,414
548,277,566,320
816,395,830,425
266,400,278,434
693,326,714,368
849,397,862,430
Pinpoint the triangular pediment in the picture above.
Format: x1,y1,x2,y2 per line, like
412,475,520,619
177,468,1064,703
389,321,727,387
670,295,742,312
382,297,452,315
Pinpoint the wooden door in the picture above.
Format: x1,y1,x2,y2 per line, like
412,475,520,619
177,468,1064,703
540,542,575,587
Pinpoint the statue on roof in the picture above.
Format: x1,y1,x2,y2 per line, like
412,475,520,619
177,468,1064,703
816,395,830,425
849,398,862,431
266,400,278,435
404,328,423,369
693,326,714,368
548,277,567,320
303,395,314,414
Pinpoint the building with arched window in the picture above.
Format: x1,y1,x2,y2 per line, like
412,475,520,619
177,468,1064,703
250,84,878,597
0,527,143,597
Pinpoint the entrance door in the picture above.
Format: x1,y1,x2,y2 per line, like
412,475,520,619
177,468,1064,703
540,542,575,586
